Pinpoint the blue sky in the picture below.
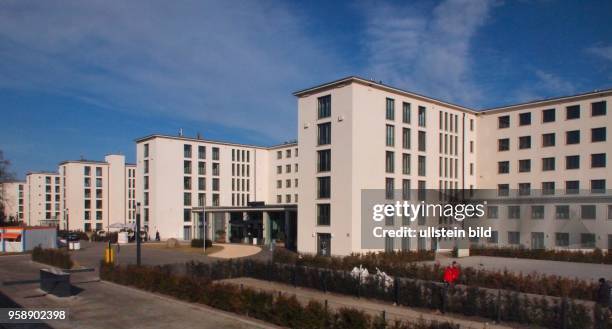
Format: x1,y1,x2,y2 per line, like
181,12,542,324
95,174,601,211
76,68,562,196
1,0,611,178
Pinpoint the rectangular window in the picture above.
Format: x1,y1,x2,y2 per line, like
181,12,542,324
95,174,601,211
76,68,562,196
184,144,192,158
184,192,191,206
198,161,205,175
212,178,219,191
385,151,394,173
581,205,596,219
318,95,331,119
317,149,331,172
508,206,520,219
542,133,555,147
566,180,579,194
402,128,411,149
518,159,530,172
402,179,410,200
143,144,149,158
212,163,220,176
531,205,545,219
591,153,606,168
84,166,91,176
566,105,580,119
318,123,331,145
402,102,411,123
418,131,426,151
402,154,411,175
591,101,606,116
498,138,510,151
418,156,426,176
498,184,509,196
386,98,395,120
96,167,103,176
592,127,606,142
385,178,394,200
317,204,330,226
519,112,531,126
581,233,596,248
519,136,531,149
508,232,520,245
591,179,606,193
418,106,426,127
317,177,330,199
566,130,580,144
542,108,555,123
386,125,395,146
555,205,570,219
184,160,192,174
518,183,531,196
542,182,555,195
487,206,498,219
198,146,206,159
542,157,555,171
498,161,510,174
555,233,569,247
498,115,510,128
198,177,205,191
276,150,282,159
566,155,580,169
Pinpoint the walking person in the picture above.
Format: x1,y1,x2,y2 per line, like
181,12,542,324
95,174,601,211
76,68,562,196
439,261,460,314
596,278,610,309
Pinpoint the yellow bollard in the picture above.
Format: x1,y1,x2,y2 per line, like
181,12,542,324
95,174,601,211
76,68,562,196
104,246,115,264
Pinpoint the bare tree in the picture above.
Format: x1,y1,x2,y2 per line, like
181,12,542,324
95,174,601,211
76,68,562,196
0,150,16,224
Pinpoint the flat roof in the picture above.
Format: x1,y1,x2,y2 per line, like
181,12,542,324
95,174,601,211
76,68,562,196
135,134,297,150
26,171,59,176
293,76,477,114
59,159,109,165
481,87,612,114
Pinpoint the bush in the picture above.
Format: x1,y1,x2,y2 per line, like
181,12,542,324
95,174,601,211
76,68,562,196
31,246,73,269
470,246,612,264
90,231,118,243
101,262,457,329
190,239,213,248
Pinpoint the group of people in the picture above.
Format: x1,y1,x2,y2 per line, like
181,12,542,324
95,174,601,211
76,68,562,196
438,261,610,314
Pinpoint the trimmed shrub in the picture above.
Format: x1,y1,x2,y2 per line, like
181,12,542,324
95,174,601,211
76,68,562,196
470,246,612,265
31,246,73,269
190,239,213,248
100,262,457,329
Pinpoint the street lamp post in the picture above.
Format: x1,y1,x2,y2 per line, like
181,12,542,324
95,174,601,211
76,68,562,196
136,202,141,266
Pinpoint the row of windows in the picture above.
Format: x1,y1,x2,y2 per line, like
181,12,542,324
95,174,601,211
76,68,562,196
83,223,104,232
498,153,606,173
498,128,607,151
276,179,298,189
276,194,298,204
83,166,103,176
44,176,60,184
497,179,606,195
83,210,104,220
486,204,612,220
183,144,219,160
183,177,220,191
83,189,103,199
183,192,207,207
232,149,251,162
232,178,250,192
385,126,427,151
276,164,298,174
84,199,103,209
83,177,103,188
475,231,599,249
276,148,298,159
498,101,607,128
383,97,428,127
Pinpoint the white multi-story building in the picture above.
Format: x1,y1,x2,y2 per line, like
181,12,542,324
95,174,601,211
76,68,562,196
25,172,61,226
0,181,26,222
135,135,298,246
59,154,136,232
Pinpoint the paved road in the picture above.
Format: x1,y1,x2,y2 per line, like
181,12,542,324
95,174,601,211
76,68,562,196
428,255,612,281
69,241,270,269
0,254,276,329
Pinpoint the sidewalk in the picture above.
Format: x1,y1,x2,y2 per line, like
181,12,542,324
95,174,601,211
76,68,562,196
0,255,277,329
220,277,522,329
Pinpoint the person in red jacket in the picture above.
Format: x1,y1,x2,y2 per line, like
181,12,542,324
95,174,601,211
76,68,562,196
439,261,460,314
443,261,460,285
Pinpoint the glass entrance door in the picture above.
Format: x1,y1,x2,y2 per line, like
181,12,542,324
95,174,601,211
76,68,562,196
317,233,331,256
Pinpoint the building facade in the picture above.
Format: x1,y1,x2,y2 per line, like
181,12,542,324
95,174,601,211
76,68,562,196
25,172,61,226
59,154,136,232
0,181,26,222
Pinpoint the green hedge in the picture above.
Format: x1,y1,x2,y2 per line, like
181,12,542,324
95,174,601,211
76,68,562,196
31,246,73,269
273,249,598,302
100,262,458,329
190,239,213,248
470,247,612,264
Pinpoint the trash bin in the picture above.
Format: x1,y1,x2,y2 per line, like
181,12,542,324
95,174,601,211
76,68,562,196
252,237,257,245
118,232,129,244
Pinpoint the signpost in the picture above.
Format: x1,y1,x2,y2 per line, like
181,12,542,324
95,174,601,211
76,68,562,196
136,202,141,266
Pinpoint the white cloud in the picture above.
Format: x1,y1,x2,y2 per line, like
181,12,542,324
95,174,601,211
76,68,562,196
0,1,340,142
361,0,493,107
511,70,576,104
586,45,612,62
